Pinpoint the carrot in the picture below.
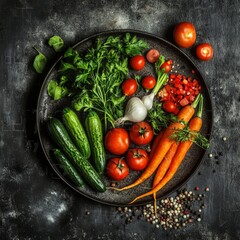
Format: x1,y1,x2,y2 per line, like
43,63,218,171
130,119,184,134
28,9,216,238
129,95,204,204
149,132,163,160
152,142,179,188
112,94,201,192
152,142,179,214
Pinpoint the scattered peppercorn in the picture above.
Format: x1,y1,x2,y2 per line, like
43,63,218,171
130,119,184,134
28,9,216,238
115,188,208,230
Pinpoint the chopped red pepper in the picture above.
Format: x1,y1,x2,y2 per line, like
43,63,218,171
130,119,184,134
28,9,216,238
158,73,201,109
179,97,189,106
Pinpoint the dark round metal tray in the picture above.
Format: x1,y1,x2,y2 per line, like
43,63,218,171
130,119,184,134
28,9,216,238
36,29,213,206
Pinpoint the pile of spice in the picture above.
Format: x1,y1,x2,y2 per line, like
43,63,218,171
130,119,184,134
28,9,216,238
116,188,208,230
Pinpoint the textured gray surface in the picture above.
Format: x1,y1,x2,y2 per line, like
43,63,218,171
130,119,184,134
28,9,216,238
1,0,240,239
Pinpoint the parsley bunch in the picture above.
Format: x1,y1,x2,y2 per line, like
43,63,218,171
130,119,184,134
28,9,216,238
47,33,149,131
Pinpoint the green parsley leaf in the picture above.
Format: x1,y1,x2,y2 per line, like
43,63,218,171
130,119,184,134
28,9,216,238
33,48,47,74
47,80,68,100
48,35,64,52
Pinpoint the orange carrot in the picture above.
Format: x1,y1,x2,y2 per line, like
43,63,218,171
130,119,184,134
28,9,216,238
149,132,163,160
129,95,204,204
152,142,179,214
152,142,179,187
112,94,201,192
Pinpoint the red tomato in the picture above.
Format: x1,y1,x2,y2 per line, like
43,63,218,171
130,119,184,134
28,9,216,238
195,43,214,61
104,128,130,155
122,78,138,96
126,148,149,171
142,75,156,90
173,22,197,48
130,122,154,145
130,55,146,71
160,61,172,73
106,158,129,181
163,100,177,113
146,49,160,63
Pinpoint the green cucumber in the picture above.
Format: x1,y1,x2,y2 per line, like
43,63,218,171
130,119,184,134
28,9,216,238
47,117,106,192
53,148,84,187
85,111,106,174
62,107,91,159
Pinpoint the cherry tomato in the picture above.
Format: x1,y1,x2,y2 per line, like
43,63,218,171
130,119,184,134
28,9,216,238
163,100,177,113
195,43,214,61
122,78,138,96
106,158,129,181
146,49,160,63
141,76,156,90
104,128,130,155
130,55,146,71
173,22,196,48
160,60,172,73
130,122,154,145
126,148,149,171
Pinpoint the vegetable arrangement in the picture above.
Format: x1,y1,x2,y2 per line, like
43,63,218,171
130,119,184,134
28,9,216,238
130,95,206,210
49,34,149,132
39,29,211,199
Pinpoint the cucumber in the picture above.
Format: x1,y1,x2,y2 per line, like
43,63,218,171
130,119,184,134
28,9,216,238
85,111,106,174
62,107,91,159
47,117,106,192
53,148,84,187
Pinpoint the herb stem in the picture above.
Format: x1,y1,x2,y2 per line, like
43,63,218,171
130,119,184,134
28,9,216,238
197,95,203,118
152,72,168,96
191,93,201,109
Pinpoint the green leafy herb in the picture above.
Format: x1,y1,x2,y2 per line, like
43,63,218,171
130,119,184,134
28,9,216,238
47,33,149,131
47,80,68,100
123,33,149,56
148,102,178,134
48,35,64,52
170,126,210,149
59,61,76,72
33,48,47,73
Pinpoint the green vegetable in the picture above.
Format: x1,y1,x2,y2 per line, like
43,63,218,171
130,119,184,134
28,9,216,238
62,107,91,159
170,126,210,149
47,117,106,192
53,148,84,187
33,48,47,73
47,33,149,131
123,33,149,56
48,35,64,52
85,111,106,174
148,102,178,134
47,80,68,100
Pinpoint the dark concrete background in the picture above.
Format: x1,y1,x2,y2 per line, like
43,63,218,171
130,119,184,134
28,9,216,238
0,0,239,239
